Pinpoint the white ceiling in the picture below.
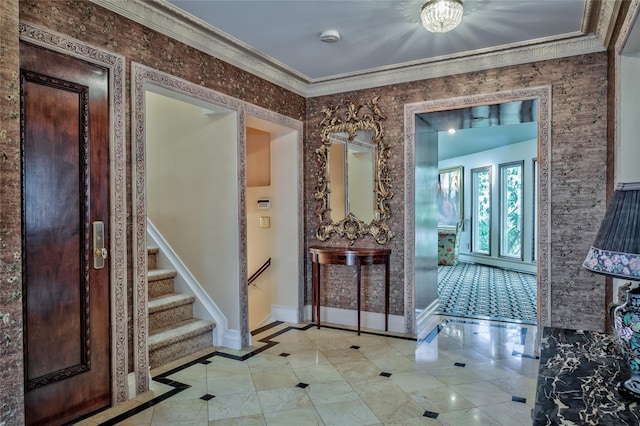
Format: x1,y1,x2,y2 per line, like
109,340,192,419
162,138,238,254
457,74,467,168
166,0,587,80
96,0,619,96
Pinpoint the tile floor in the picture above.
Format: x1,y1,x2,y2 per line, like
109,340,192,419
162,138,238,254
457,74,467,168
78,317,539,425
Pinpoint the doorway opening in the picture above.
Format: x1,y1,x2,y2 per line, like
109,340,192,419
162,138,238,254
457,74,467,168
404,87,552,337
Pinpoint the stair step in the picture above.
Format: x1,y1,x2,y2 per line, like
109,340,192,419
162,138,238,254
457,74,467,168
148,293,196,331
148,319,215,368
148,246,159,270
147,269,177,297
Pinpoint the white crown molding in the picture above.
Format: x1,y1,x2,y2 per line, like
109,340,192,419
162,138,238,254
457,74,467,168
92,0,609,99
308,34,605,97
91,0,309,96
595,0,622,48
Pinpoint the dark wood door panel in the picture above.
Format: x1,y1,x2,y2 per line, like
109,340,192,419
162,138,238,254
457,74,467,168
21,42,111,425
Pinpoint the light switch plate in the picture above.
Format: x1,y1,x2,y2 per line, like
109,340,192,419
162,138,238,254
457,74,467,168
260,216,270,228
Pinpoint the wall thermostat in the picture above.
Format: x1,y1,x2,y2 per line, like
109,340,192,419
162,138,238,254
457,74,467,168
257,198,271,209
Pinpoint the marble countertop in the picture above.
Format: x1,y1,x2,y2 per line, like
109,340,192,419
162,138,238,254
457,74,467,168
533,327,640,425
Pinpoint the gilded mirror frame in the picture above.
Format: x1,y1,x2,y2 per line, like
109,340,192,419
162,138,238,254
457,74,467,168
315,96,393,244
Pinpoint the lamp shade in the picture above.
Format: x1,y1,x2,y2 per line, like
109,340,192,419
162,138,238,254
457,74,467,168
583,183,640,280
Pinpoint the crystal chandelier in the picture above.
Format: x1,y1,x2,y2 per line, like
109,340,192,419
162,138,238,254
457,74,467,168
421,0,464,33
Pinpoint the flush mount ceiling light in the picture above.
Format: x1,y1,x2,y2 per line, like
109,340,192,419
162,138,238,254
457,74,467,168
319,29,341,43
421,0,463,33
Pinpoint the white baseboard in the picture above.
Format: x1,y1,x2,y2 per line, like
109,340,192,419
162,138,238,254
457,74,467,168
304,305,405,333
416,299,441,342
272,305,300,324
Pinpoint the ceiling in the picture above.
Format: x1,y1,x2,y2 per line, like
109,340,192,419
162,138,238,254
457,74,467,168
166,0,587,80
95,0,623,97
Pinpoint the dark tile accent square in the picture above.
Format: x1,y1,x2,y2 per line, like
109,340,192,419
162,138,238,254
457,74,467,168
454,362,466,367
350,345,360,349
200,360,211,365
512,396,527,404
379,372,392,377
200,394,215,401
423,410,439,419
279,352,290,357
296,382,309,389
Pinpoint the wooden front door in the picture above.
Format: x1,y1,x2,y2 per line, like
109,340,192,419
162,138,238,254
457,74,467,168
21,42,111,425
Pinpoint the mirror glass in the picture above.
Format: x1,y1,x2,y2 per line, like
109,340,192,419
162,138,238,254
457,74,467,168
328,131,375,223
315,97,393,244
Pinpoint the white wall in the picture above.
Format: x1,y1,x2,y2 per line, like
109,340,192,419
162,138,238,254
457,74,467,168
247,185,273,329
270,131,300,323
145,91,242,330
439,138,537,273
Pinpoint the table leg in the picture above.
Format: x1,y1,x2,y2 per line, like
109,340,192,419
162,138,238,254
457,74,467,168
385,255,390,332
316,262,321,330
311,260,316,323
356,259,361,336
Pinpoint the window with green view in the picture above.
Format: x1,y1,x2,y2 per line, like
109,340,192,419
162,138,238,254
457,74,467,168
500,161,523,259
472,166,491,255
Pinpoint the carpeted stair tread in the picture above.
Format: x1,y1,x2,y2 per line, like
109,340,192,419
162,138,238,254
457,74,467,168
148,318,215,350
147,268,177,281
148,292,195,313
147,246,159,255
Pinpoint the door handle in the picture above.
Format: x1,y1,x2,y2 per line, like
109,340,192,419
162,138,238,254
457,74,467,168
93,221,108,269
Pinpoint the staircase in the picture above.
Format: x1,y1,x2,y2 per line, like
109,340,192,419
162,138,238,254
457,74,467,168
147,246,216,368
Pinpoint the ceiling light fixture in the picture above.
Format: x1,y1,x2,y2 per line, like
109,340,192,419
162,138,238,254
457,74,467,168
421,0,463,33
319,29,341,43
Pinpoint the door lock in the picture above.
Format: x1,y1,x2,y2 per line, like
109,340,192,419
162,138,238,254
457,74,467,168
93,221,108,269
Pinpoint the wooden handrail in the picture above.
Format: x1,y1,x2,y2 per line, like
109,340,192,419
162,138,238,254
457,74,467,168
248,258,271,286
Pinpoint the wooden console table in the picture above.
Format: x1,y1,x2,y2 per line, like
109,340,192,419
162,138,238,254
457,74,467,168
309,246,391,335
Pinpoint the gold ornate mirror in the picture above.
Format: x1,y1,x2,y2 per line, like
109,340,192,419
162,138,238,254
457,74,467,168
315,96,393,244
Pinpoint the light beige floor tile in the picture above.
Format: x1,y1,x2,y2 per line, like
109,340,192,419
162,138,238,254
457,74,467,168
429,365,485,386
247,353,291,372
360,343,406,361
257,387,314,413
149,398,208,426
206,356,251,377
370,354,422,373
384,416,442,425
440,348,492,365
389,370,447,393
437,407,503,426
293,363,345,384
251,366,299,391
304,382,361,405
478,401,533,425
410,387,475,414
450,381,513,407
490,375,538,404
354,380,425,423
333,359,385,386
207,391,263,421
208,414,266,425
264,407,325,425
321,347,369,364
314,399,381,425
285,349,330,368
207,373,255,396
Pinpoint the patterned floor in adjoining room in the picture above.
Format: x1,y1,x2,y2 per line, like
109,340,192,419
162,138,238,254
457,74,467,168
78,319,539,426
437,263,537,324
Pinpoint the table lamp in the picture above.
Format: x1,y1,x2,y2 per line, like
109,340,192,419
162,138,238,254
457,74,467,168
583,182,640,400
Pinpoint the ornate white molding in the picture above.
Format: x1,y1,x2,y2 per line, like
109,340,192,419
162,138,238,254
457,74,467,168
131,62,304,350
91,0,308,96
91,0,610,98
403,87,552,334
308,35,604,97
616,0,640,54
18,22,129,404
595,0,622,48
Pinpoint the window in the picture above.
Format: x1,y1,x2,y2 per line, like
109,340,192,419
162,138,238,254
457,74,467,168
500,161,523,259
471,166,491,255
